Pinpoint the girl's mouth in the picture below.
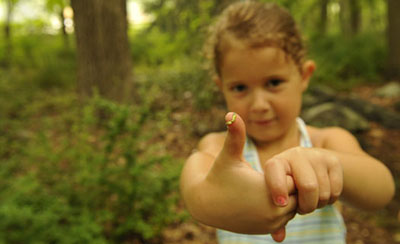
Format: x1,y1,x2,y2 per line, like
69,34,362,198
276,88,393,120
253,118,275,126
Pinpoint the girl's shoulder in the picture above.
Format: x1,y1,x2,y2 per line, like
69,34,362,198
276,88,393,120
197,132,227,158
307,125,362,152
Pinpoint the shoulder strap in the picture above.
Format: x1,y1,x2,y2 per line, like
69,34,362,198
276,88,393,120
296,117,313,148
243,137,263,172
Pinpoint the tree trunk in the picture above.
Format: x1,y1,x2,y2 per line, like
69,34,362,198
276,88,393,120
387,0,400,79
319,0,329,35
339,0,350,37
340,0,361,37
71,0,134,102
349,0,361,35
3,0,14,67
60,9,69,50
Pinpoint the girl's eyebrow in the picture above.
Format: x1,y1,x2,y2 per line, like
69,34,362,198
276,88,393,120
224,79,245,84
263,70,292,79
263,68,288,76
263,74,287,80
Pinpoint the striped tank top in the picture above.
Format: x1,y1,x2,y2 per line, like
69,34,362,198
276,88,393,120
217,118,347,244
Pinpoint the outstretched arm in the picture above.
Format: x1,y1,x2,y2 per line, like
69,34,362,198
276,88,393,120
263,126,394,215
321,127,394,210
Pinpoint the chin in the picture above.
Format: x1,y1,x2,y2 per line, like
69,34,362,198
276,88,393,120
249,132,282,143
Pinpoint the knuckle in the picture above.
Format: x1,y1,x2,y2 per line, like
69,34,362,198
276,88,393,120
299,205,315,215
298,207,310,215
299,182,318,193
319,192,330,202
290,146,302,155
263,159,276,169
327,154,340,166
263,157,285,172
331,189,342,199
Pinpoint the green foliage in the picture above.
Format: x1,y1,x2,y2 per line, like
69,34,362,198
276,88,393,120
130,25,206,66
0,34,75,89
0,83,183,243
309,32,386,89
133,0,223,65
136,60,223,111
131,27,186,65
45,0,68,12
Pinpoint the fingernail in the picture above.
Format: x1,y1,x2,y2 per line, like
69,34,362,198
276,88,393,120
225,112,237,126
276,196,287,206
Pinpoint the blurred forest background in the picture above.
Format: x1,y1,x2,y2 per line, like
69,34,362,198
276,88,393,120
0,0,399,243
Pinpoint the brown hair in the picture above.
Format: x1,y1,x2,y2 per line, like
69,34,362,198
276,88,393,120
204,1,306,77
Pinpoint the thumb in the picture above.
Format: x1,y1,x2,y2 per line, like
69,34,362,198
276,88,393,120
271,227,286,242
220,112,246,160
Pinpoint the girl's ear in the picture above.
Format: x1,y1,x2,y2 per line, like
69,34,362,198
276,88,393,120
301,60,316,91
214,75,223,90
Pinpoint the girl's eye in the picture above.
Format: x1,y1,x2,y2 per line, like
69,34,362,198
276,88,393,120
231,84,247,92
267,79,284,88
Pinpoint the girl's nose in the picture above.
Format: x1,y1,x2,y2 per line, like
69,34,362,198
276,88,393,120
250,90,271,113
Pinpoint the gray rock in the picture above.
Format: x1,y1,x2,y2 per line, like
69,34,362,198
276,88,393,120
338,95,400,129
303,85,337,109
375,81,400,98
309,85,338,98
302,85,400,129
302,92,322,109
302,102,370,132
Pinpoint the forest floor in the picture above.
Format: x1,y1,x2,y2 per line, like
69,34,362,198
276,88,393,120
162,84,400,244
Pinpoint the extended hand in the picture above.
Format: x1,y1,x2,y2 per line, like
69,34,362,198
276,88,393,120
206,113,296,240
263,147,344,215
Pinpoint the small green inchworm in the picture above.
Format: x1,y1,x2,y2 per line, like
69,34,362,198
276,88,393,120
225,113,237,125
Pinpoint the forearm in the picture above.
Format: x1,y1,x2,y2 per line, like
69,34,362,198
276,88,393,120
180,152,211,224
332,150,395,210
180,152,212,223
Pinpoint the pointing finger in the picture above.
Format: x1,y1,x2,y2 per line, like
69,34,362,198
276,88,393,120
263,157,292,207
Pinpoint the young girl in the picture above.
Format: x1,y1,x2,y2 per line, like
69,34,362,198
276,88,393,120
180,1,395,243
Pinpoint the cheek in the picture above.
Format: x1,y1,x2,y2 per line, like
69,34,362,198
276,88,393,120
275,92,302,117
224,97,249,116
223,91,237,109
226,100,244,113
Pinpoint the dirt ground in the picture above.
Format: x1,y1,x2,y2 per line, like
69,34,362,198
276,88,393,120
163,84,400,244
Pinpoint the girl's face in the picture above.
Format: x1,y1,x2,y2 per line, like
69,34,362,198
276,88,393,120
216,46,314,143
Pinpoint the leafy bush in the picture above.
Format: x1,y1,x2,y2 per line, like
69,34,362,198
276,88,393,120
0,34,76,90
131,27,180,66
136,60,223,111
308,32,386,89
0,90,182,243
